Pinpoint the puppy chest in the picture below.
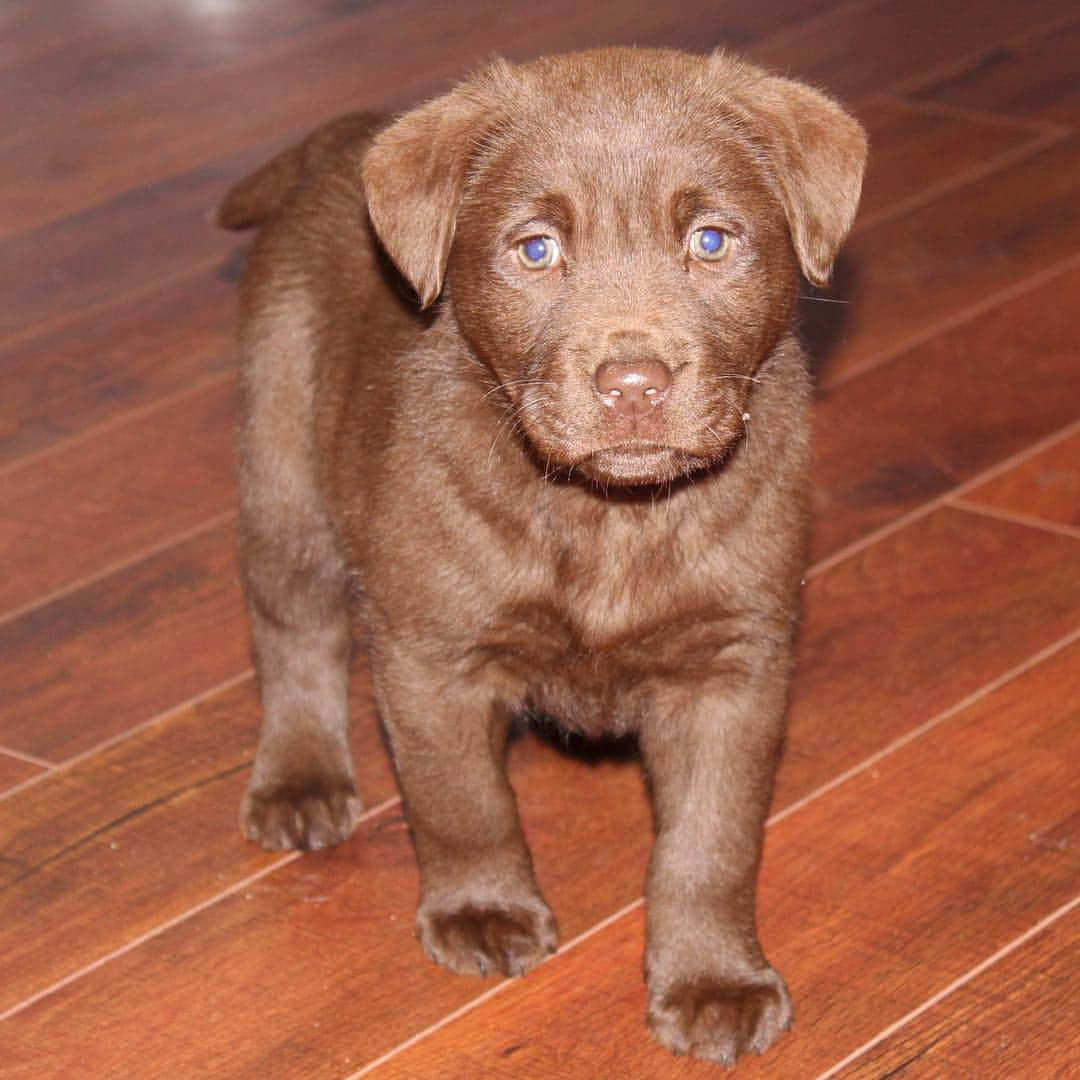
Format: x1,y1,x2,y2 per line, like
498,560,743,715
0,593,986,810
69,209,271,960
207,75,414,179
469,593,742,736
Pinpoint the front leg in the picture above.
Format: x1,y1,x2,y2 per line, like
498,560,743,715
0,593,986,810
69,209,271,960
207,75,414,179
378,652,557,978
639,657,793,1066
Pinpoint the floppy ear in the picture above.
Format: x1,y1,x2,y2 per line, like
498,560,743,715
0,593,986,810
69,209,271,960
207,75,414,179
716,56,868,286
361,68,510,308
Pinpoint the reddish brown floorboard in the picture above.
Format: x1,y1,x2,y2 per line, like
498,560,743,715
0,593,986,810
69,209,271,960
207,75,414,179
912,17,1080,129
0,380,235,613
0,753,44,795
959,428,1080,533
0,1,1077,1077
835,906,1080,1078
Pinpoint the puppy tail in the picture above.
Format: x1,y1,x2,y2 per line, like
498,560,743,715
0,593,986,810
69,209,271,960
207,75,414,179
215,112,384,231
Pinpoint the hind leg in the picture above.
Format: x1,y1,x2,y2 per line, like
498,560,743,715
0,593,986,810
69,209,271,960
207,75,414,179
237,299,360,851
240,527,359,851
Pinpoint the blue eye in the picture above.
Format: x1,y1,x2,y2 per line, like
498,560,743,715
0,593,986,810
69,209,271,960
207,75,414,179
517,234,560,269
690,226,732,262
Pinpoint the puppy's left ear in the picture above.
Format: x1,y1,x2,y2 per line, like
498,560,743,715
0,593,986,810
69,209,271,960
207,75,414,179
718,56,868,286
362,63,513,308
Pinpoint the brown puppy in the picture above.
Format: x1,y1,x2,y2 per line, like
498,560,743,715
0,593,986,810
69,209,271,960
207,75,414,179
218,47,866,1065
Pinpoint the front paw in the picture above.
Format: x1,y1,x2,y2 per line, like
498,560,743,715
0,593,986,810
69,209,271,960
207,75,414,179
241,775,361,851
417,896,558,977
647,967,792,1066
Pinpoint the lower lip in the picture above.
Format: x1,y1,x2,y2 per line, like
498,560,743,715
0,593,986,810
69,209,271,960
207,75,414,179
586,445,684,479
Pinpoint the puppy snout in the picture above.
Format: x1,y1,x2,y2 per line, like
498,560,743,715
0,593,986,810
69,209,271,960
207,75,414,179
593,359,671,419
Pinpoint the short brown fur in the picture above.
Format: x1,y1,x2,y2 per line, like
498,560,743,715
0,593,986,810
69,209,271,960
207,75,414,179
220,47,866,1066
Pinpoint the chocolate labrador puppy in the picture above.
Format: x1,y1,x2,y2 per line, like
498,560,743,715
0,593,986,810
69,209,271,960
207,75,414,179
218,47,865,1064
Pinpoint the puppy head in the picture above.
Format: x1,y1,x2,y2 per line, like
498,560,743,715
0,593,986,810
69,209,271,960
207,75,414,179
363,48,867,486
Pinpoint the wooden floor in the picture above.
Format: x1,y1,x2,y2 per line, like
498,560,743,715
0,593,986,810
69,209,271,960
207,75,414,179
2,1,1078,1075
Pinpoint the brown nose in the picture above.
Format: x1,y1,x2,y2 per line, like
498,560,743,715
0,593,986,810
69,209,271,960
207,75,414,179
593,359,672,419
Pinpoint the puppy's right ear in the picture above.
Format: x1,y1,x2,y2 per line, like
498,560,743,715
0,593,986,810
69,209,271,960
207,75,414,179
362,67,509,308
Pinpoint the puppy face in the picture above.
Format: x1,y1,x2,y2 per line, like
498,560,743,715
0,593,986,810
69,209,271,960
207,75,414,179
450,84,797,485
363,49,867,486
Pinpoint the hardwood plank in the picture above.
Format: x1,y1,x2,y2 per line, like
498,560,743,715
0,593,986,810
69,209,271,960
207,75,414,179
852,99,1042,223
748,0,1073,99
958,429,1080,532
372,638,1080,1077
912,18,1080,128
0,380,236,614
0,268,233,465
809,263,1080,562
781,507,1080,804
0,666,398,1015
0,0,842,236
0,1,366,138
0,521,247,761
0,752,44,794
801,137,1080,386
0,144,269,341
835,906,1079,1077
1,506,1075,1073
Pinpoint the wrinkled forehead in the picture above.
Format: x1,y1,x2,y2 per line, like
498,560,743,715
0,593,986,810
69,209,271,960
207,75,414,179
462,80,778,233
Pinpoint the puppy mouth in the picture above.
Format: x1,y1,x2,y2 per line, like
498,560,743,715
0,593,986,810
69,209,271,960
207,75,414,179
575,442,708,486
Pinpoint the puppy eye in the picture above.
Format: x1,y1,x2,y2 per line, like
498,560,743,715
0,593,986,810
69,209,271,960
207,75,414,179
689,226,732,262
517,235,561,270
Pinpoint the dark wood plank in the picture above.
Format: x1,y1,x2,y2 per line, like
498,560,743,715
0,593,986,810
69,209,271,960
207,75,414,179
0,521,247,761
912,18,1080,128
852,99,1042,223
1,507,1075,1073
0,666,398,1015
0,268,233,465
372,638,1080,1077
0,144,269,341
802,137,1080,386
958,428,1080,531
836,907,1080,1078
0,752,44,794
809,263,1080,562
0,380,235,614
0,1,366,137
780,507,1080,804
0,0,842,236
748,0,1073,99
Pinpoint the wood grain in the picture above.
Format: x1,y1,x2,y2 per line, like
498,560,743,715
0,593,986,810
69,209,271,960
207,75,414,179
836,907,1080,1078
0,664,397,1014
0,0,364,138
0,143,270,341
802,137,1080,386
0,752,44,795
809,263,1080,561
1,506,1075,1073
0,380,236,614
780,506,1080,805
913,18,1080,128
371,638,1080,1077
958,429,1080,531
748,0,1073,99
0,521,247,761
851,99,1041,223
0,267,233,465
